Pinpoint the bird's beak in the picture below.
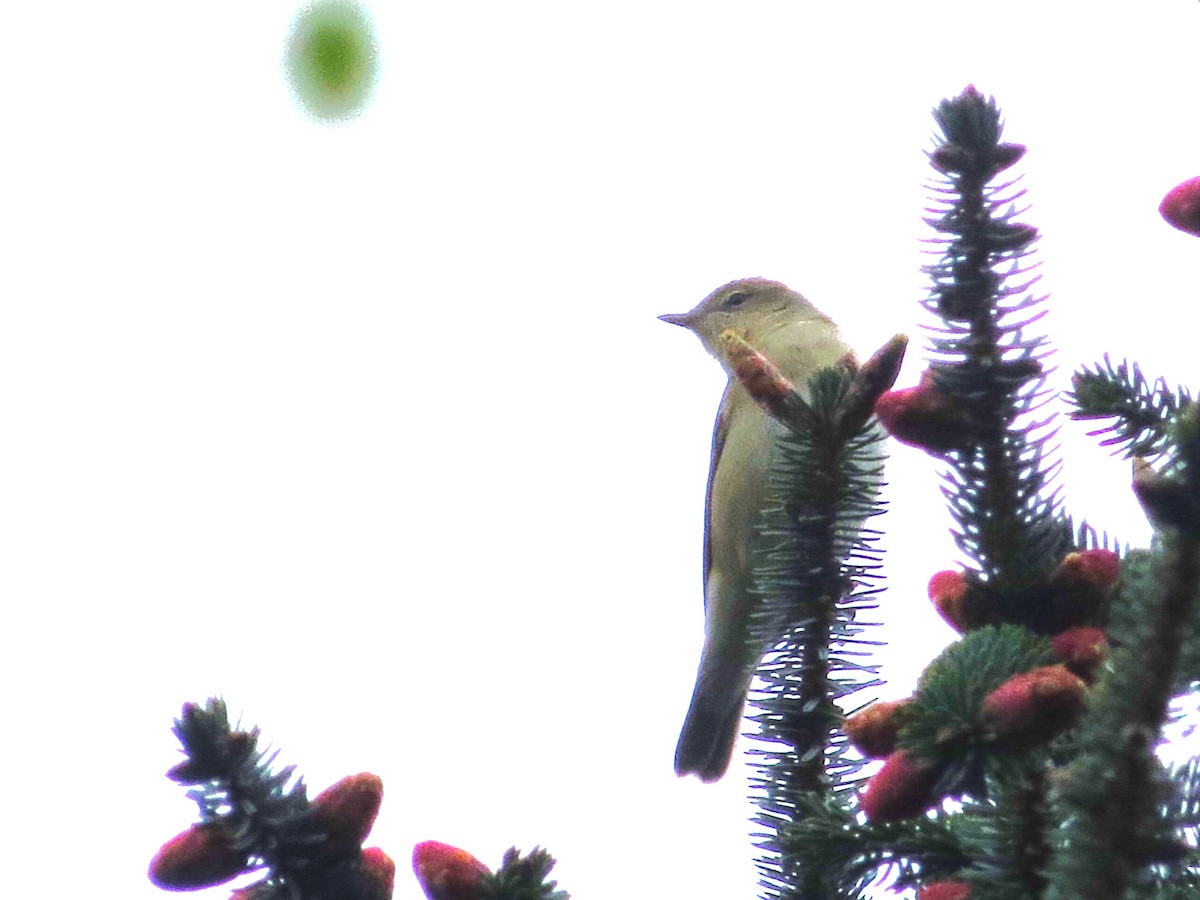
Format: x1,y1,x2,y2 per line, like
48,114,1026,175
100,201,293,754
658,312,693,328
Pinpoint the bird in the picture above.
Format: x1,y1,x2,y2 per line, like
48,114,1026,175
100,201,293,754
660,277,853,782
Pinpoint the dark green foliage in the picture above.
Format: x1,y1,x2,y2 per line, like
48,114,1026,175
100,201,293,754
170,699,319,869
1110,550,1200,697
1049,347,1200,897
747,362,889,898
1070,356,1192,461
1046,540,1200,900
946,784,1055,900
772,792,970,897
1071,357,1200,534
483,847,570,900
922,87,1072,591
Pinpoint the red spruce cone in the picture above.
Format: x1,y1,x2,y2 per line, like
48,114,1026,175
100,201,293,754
312,772,384,855
1051,626,1107,681
413,840,491,900
1047,548,1120,628
981,664,1087,748
928,570,987,633
1160,176,1200,237
859,750,940,823
843,699,911,759
1051,548,1119,591
148,822,250,890
874,371,976,454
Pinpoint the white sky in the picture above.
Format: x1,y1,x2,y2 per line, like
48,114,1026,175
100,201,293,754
4,3,1200,899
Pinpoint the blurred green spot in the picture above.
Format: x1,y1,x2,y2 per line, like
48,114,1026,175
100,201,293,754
286,1,378,123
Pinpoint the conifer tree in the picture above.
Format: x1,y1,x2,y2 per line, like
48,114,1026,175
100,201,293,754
147,87,1200,900
736,85,1200,900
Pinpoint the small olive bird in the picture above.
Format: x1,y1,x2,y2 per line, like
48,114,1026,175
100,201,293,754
661,277,853,782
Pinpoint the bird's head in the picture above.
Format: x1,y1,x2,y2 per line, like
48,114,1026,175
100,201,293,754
659,278,822,365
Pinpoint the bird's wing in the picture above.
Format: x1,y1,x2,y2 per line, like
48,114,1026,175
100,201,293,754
702,381,735,612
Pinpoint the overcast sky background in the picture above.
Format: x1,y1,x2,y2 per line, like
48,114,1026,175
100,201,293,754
4,3,1200,899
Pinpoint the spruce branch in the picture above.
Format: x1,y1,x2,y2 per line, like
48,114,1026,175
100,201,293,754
915,85,1071,593
772,791,971,897
1069,355,1191,461
721,334,899,898
151,698,393,900
861,87,1132,900
1046,538,1200,900
939,785,1069,900
901,625,1054,767
413,842,571,900
1008,769,1052,899
484,847,570,900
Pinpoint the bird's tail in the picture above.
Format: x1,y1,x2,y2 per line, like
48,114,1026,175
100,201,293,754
674,654,754,783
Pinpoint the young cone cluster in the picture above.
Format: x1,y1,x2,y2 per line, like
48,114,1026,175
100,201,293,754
149,770,391,897
149,699,393,900
852,86,1200,900
852,91,1163,893
922,546,1120,639
856,550,1115,823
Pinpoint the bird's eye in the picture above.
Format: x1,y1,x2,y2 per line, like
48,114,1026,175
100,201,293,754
723,291,750,309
